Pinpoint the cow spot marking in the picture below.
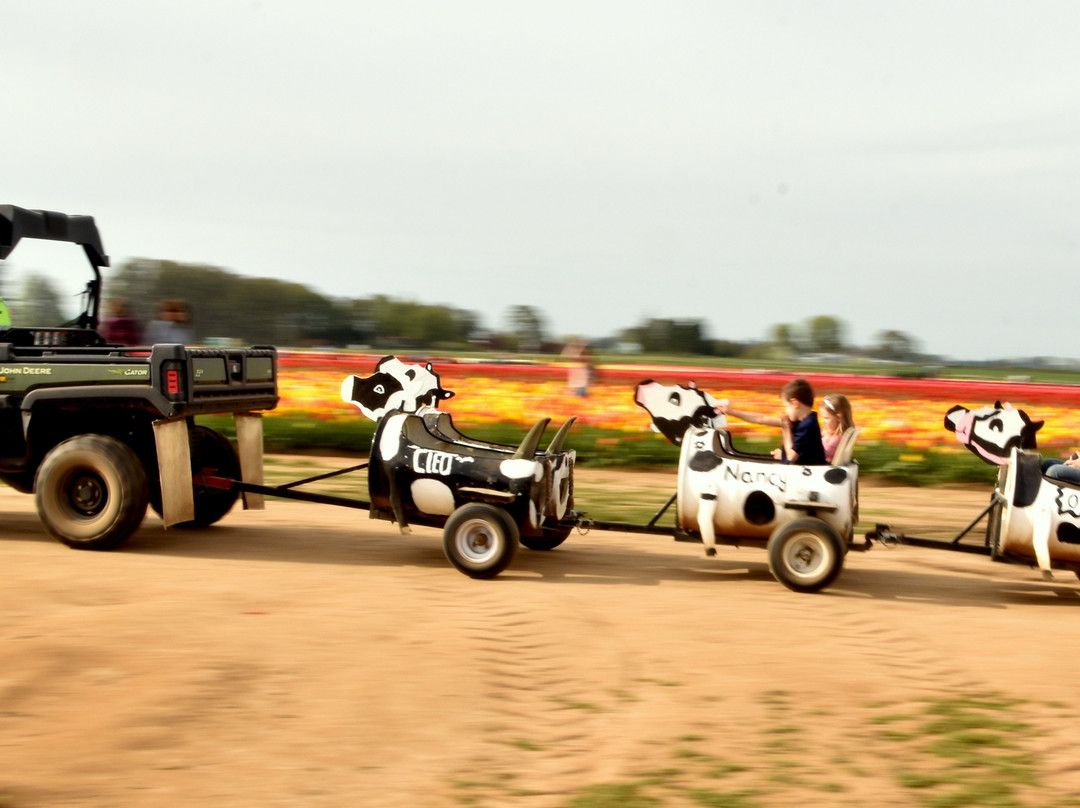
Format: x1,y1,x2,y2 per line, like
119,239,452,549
688,452,722,472
823,467,848,485
379,414,408,460
500,459,540,480
410,478,456,516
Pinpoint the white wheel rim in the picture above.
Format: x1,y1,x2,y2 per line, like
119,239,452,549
781,531,831,580
455,517,501,564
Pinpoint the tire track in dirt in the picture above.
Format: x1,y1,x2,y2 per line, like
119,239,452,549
413,580,619,805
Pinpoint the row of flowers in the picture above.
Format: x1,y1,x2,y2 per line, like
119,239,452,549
269,354,1080,454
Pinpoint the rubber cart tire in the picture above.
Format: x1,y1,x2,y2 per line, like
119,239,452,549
443,503,519,578
767,517,844,593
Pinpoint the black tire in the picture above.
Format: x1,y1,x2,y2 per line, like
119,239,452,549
442,503,519,579
767,518,844,594
149,426,240,528
520,524,572,552
35,435,149,551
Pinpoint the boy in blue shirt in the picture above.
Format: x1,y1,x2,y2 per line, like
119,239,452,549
718,378,826,465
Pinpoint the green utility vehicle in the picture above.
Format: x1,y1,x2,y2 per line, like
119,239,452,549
0,204,278,549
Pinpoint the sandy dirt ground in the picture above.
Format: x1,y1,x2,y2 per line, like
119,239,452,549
4,460,1080,807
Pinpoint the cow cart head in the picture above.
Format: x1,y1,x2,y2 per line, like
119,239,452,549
634,380,727,445
341,355,454,421
945,401,1042,465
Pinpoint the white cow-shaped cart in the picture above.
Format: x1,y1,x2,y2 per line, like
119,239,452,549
673,425,860,592
604,380,864,592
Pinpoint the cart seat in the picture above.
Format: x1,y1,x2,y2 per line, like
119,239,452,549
404,412,552,460
831,428,860,466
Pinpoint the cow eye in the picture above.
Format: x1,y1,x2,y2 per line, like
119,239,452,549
374,384,385,395
989,418,1003,432
668,392,681,405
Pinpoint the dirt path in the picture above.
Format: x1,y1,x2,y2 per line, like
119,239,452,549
4,462,1080,807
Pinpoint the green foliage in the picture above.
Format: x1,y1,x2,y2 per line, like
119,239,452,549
623,317,714,355
12,273,65,326
504,304,547,353
108,260,483,349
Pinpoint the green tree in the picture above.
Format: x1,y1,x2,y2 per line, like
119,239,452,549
505,305,547,353
622,318,712,355
13,273,64,326
872,329,919,361
769,322,796,353
804,315,846,354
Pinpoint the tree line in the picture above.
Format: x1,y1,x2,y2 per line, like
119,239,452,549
0,258,922,360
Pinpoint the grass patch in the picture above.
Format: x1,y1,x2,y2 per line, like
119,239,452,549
507,738,542,752
565,782,661,808
705,762,748,779
538,690,1074,807
558,700,606,713
873,693,1052,807
685,788,761,807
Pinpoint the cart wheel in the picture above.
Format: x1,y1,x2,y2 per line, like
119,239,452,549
442,503,519,579
520,524,571,552
149,426,240,527
35,435,149,551
767,518,844,593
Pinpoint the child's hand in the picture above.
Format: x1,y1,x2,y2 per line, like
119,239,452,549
771,448,783,460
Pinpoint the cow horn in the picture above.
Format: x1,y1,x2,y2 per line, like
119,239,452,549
545,417,576,454
513,418,551,459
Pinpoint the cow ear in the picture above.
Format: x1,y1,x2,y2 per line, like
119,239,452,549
993,400,1003,409
425,363,433,371
944,405,967,428
688,381,698,389
440,390,455,400
1002,402,1015,410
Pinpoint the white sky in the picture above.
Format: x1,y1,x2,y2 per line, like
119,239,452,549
4,1,1079,360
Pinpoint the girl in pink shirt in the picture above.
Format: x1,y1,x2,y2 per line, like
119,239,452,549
821,394,855,462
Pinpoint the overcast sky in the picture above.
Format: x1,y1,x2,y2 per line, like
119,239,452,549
4,1,1079,360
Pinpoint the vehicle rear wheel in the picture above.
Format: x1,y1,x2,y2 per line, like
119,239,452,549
35,435,149,551
520,524,571,551
442,503,519,578
149,426,240,527
767,518,844,593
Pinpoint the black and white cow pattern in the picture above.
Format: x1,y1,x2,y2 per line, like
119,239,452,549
633,380,727,445
341,355,455,421
944,401,1042,465
676,427,856,557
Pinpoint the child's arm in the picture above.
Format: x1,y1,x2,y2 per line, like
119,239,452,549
718,404,782,428
781,418,798,462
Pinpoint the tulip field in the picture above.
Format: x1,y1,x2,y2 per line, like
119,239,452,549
207,352,1080,486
